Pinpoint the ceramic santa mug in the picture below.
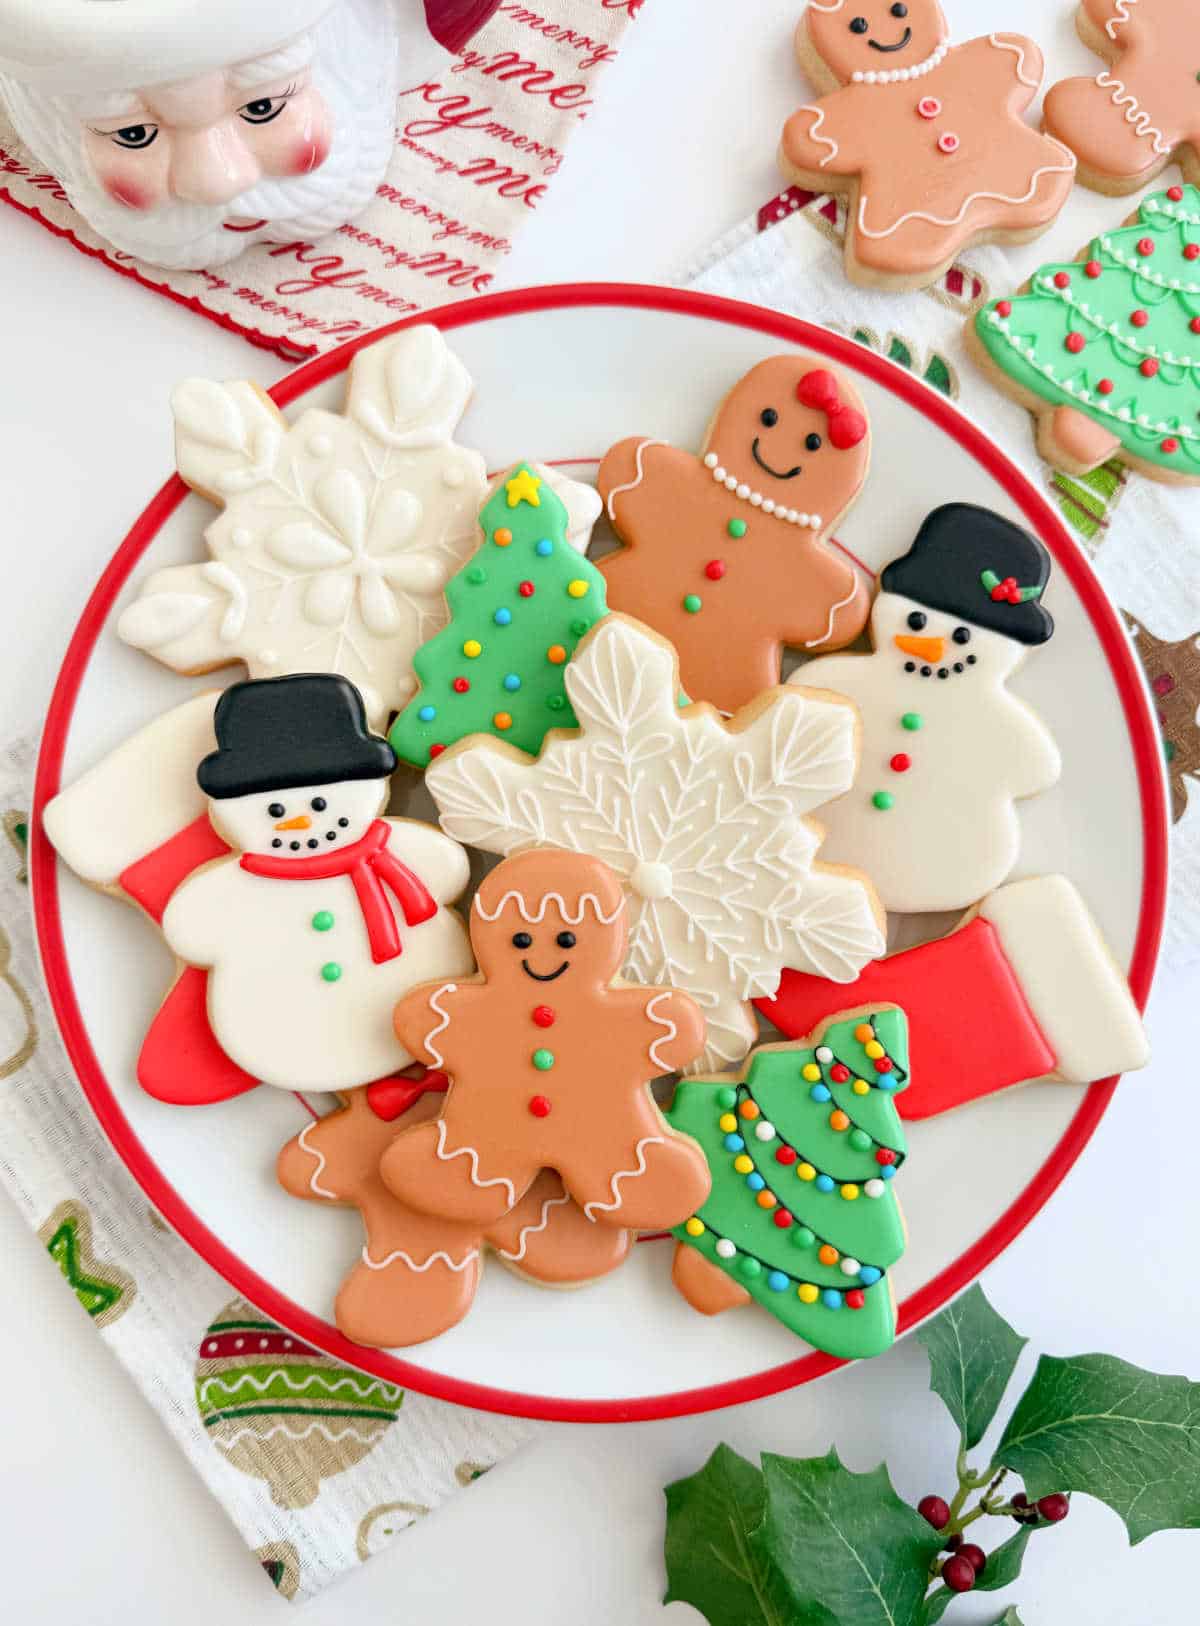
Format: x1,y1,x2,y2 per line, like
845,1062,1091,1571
0,0,500,270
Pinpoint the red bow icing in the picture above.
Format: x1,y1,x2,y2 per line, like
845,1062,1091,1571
796,369,869,451
240,819,437,964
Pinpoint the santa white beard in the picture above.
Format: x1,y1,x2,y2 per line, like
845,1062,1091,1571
0,0,403,271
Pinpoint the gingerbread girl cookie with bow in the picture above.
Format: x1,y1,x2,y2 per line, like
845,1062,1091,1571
1045,0,1200,195
380,850,712,1231
598,356,871,713
780,0,1076,289
278,1077,633,1348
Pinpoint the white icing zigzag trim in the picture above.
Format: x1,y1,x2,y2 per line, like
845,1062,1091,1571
988,33,1039,89
1146,194,1200,228
606,438,667,521
645,991,678,1072
362,1244,480,1273
435,1117,517,1208
298,1120,338,1200
1106,0,1138,40
583,1135,667,1221
857,141,1076,239
799,104,839,168
496,1192,572,1262
423,982,457,1067
1095,72,1172,156
473,890,624,925
199,1370,391,1403
804,573,860,649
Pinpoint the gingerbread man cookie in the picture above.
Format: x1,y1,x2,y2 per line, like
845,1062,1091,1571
780,0,1076,290
380,850,712,1231
1045,0,1200,195
278,1078,633,1348
598,356,871,713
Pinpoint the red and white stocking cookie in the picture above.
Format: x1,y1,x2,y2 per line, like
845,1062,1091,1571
598,356,871,713
780,0,1076,289
380,849,713,1231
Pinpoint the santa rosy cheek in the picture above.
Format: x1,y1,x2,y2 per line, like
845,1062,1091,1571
103,174,154,211
289,134,331,176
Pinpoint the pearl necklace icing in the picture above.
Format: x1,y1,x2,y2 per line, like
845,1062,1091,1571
703,453,823,529
851,41,948,85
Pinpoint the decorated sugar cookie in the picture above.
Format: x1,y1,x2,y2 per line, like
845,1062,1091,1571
389,463,607,768
159,674,474,1094
598,356,871,713
762,875,1150,1117
780,0,1076,290
117,326,601,729
796,505,1060,914
278,1076,632,1348
426,615,886,1071
971,185,1200,483
1045,0,1200,195
380,850,712,1231
668,1010,909,1361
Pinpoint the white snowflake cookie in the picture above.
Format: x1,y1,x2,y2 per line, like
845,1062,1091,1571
426,615,886,1073
117,325,602,728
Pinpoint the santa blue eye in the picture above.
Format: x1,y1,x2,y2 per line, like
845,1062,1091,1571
556,932,577,949
109,124,158,150
850,16,869,33
513,932,533,949
907,612,927,631
268,803,285,819
953,627,971,646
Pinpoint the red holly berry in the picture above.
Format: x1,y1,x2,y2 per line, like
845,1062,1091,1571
1186,244,1200,262
1085,259,1102,278
1137,237,1155,257
1037,1493,1070,1523
1054,271,1071,288
941,1555,977,1593
1011,1492,1030,1509
958,1543,987,1576
918,1495,951,1531
944,1533,963,1552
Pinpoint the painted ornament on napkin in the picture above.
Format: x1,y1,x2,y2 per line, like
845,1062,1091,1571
797,505,1060,914
598,356,872,712
780,0,1076,290
971,184,1200,483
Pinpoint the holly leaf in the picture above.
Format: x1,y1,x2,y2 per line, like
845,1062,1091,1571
992,1613,1025,1626
917,1286,1027,1449
664,1445,785,1626
923,1525,1033,1622
997,1354,1200,1545
757,1448,942,1626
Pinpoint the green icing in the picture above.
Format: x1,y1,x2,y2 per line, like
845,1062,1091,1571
975,184,1200,474
46,1219,124,1320
667,1011,909,1361
389,463,608,767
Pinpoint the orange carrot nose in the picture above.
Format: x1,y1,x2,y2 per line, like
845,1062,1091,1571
894,634,945,663
274,815,312,832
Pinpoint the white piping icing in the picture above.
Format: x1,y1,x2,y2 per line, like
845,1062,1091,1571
1092,233,1200,297
807,0,845,10
1106,0,1138,39
804,574,860,648
857,141,1076,239
473,890,624,925
1037,270,1200,364
605,438,667,521
1095,73,1172,156
496,1192,572,1262
199,1370,390,1402
702,452,823,528
434,1117,517,1208
298,1120,338,1200
361,1244,480,1273
583,1135,668,1221
988,33,1039,89
422,982,457,1067
851,41,948,85
798,103,839,168
1146,194,1200,228
645,991,679,1072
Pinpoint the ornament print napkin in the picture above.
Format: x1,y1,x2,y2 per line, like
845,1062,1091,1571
0,1,640,362
684,185,1199,972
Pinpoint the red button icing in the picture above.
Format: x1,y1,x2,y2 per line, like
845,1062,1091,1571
532,1005,556,1028
529,1095,552,1117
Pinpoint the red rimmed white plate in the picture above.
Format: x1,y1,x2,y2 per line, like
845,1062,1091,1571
31,284,1168,1422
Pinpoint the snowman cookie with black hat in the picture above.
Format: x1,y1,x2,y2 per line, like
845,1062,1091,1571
796,504,1061,915
160,672,473,1094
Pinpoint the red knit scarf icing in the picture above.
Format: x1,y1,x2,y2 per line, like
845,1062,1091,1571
240,820,436,964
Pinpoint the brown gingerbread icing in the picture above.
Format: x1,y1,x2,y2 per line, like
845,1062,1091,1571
598,356,871,713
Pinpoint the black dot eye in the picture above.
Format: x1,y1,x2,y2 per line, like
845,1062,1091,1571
907,611,927,631
805,433,823,452
952,626,971,646
512,932,533,949
891,2,908,16
268,803,285,819
311,796,327,811
850,16,869,32
556,932,577,949
760,408,779,428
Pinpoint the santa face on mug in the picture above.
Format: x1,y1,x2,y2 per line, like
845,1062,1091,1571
0,0,498,270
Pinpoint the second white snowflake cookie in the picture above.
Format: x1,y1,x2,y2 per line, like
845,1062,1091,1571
426,614,886,1073
117,325,601,728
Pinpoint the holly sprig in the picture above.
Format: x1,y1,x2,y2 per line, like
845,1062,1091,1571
663,1286,1200,1625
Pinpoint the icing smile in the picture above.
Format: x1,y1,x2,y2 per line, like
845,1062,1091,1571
869,28,912,52
521,959,570,982
750,438,802,480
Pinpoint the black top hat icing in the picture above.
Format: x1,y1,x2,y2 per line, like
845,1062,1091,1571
198,675,397,800
880,504,1055,646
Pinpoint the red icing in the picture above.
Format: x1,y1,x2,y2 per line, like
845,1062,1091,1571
1191,318,1200,335
1085,260,1102,278
996,300,1013,318
1131,309,1149,328
453,677,470,693
119,815,228,923
201,1329,319,1359
1163,437,1181,455
830,1063,850,1083
429,744,445,758
705,560,727,581
138,967,260,1105
1065,333,1086,354
876,1148,898,1166
1140,358,1160,378
1098,378,1115,395
772,1208,793,1228
1053,271,1071,288
775,1145,798,1165
890,753,912,772
529,1095,552,1117
846,1289,866,1310
1186,245,1200,262
796,369,868,450
366,1068,450,1122
1137,238,1155,257
532,1005,556,1027
874,1057,894,1074
1170,186,1185,201
519,581,535,597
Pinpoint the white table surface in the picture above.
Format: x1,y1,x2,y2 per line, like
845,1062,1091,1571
1,2,1195,1620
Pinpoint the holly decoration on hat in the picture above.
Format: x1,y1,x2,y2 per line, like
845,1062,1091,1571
975,183,1200,479
389,463,607,768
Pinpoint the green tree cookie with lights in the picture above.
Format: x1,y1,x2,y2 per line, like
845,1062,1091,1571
973,182,1200,483
389,463,607,767
667,1009,909,1362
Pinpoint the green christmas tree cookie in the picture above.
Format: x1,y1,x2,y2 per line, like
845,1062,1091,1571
389,463,607,766
972,183,1200,484
666,1010,909,1362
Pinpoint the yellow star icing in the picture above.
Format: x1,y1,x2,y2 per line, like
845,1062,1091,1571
505,468,542,509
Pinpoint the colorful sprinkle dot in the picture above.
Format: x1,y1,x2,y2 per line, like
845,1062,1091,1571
1163,437,1181,455
841,1183,860,1201
801,1063,822,1083
754,1121,776,1143
851,1081,870,1099
716,1087,738,1109
1054,271,1071,288
818,1244,839,1266
865,1178,885,1198
724,1133,745,1153
519,580,535,597
756,1190,777,1210
728,518,748,539
772,1209,793,1229
797,1163,816,1182
463,640,482,658
1137,237,1155,257
567,579,589,599
533,1006,555,1028
494,528,513,547
767,1271,789,1293
685,1217,705,1238
815,1046,833,1064
1085,259,1102,278
740,1257,763,1280
917,96,941,119
830,1064,851,1083
503,674,522,692
547,645,567,664
467,565,487,585
746,1173,766,1193
733,1154,754,1175
528,1095,552,1118
739,1100,760,1121
792,1227,816,1249
830,1110,850,1132
547,695,566,712
937,132,960,154
1131,309,1150,328
1191,318,1200,335
1141,357,1160,378
1186,244,1200,262
683,594,703,614
705,560,727,580
849,1129,872,1152
418,705,436,722
1098,378,1115,395
452,676,470,694
864,1040,885,1060
775,1146,798,1166
873,791,895,811
822,1289,844,1310
876,1148,898,1166
716,1238,736,1260
815,1174,835,1193
859,1266,882,1285
532,1049,555,1071
311,911,334,932
810,1083,832,1104
890,753,911,772
854,1024,874,1043
901,712,922,731
535,539,553,557
798,1282,819,1304
719,1113,739,1133
1170,185,1186,200
570,618,591,638
996,300,1012,318
494,608,512,627
493,712,513,731
428,744,445,759
846,1289,866,1310
320,962,342,983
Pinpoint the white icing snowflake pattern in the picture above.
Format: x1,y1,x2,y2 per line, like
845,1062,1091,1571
117,326,601,728
427,617,885,1072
